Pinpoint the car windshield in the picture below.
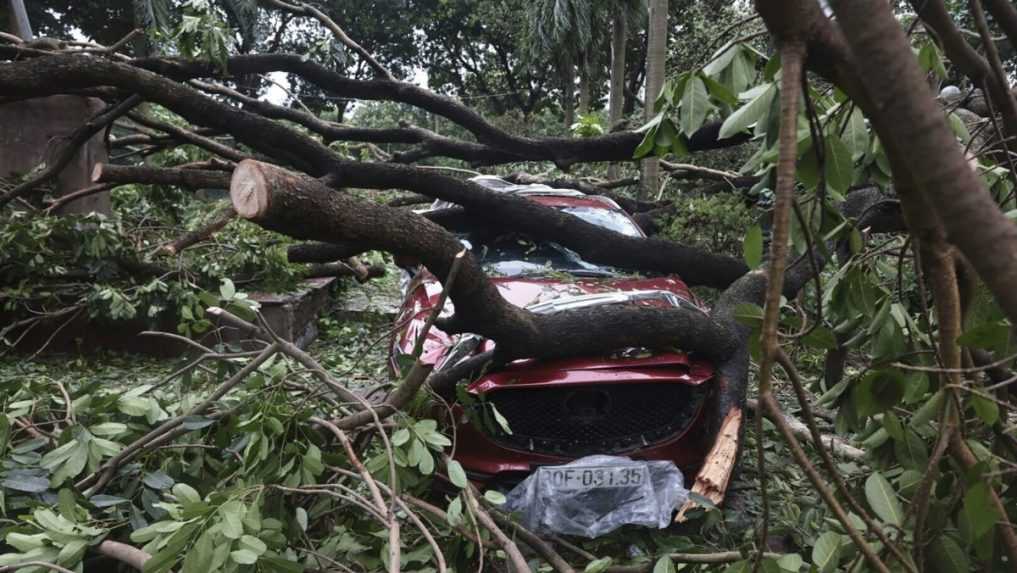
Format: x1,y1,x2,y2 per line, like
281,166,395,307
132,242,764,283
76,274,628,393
461,206,642,277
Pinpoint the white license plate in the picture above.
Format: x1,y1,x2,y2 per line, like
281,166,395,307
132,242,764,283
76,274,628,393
539,465,649,492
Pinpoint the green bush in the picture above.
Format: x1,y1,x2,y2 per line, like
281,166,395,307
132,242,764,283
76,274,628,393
662,193,757,257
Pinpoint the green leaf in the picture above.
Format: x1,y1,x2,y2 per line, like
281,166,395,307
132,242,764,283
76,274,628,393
633,128,657,159
239,534,267,556
865,472,903,526
970,394,999,426
220,500,245,539
391,428,411,446
447,460,468,489
181,530,213,573
743,225,763,269
733,302,764,328
89,422,127,436
484,490,506,505
776,554,803,572
423,431,452,448
719,83,776,139
957,321,1011,352
948,112,972,143
172,483,201,505
680,76,712,137
929,535,969,573
824,134,854,197
721,561,750,573
918,41,947,79
802,326,838,350
2,474,50,493
702,74,738,107
704,43,740,76
143,522,199,573
964,482,1001,541
811,532,842,573
490,404,512,435
842,107,869,161
446,496,463,527
854,369,906,417
261,554,305,573
295,507,308,532
230,549,259,565
418,447,435,475
653,556,676,573
119,396,152,417
909,389,945,429
585,557,614,573
56,538,87,566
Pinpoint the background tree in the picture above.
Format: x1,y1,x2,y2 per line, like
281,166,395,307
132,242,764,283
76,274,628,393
641,0,667,196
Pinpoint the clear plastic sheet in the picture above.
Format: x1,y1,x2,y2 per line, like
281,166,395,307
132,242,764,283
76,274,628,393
503,455,687,538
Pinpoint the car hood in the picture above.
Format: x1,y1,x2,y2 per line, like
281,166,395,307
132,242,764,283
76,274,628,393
490,275,701,310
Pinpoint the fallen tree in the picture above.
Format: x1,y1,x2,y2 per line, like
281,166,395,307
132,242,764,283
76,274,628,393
3,1,1017,570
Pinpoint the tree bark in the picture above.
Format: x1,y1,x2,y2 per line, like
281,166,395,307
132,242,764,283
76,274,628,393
6,0,33,40
641,0,668,198
578,53,591,117
562,60,576,130
608,11,628,179
92,163,231,190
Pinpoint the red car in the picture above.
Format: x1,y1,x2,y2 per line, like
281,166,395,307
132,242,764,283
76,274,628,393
391,176,716,486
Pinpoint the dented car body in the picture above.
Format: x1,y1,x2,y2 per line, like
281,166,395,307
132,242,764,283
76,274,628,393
391,177,719,486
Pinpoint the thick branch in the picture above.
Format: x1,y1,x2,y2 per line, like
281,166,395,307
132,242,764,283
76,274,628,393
130,53,749,167
92,163,231,189
230,160,743,363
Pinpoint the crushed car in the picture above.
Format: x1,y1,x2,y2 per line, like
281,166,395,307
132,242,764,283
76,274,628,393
390,176,730,503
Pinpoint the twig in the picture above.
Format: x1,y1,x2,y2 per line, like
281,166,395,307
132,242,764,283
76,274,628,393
126,112,248,163
160,205,236,255
490,510,575,573
260,0,395,80
752,40,807,573
0,562,75,573
312,417,400,573
95,540,152,571
44,183,115,213
746,397,863,461
463,485,529,573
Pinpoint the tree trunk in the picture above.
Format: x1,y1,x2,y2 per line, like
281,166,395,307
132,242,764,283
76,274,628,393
6,0,33,39
562,61,576,130
641,0,668,199
578,53,591,116
607,11,628,179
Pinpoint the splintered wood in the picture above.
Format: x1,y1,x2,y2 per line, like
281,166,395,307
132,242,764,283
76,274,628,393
674,407,742,523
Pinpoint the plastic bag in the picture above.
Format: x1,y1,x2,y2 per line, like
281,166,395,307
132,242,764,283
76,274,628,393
503,455,687,538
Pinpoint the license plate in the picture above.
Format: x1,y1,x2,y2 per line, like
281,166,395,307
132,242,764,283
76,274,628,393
538,465,649,492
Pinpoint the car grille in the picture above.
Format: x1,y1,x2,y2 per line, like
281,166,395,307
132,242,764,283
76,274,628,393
476,382,707,457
